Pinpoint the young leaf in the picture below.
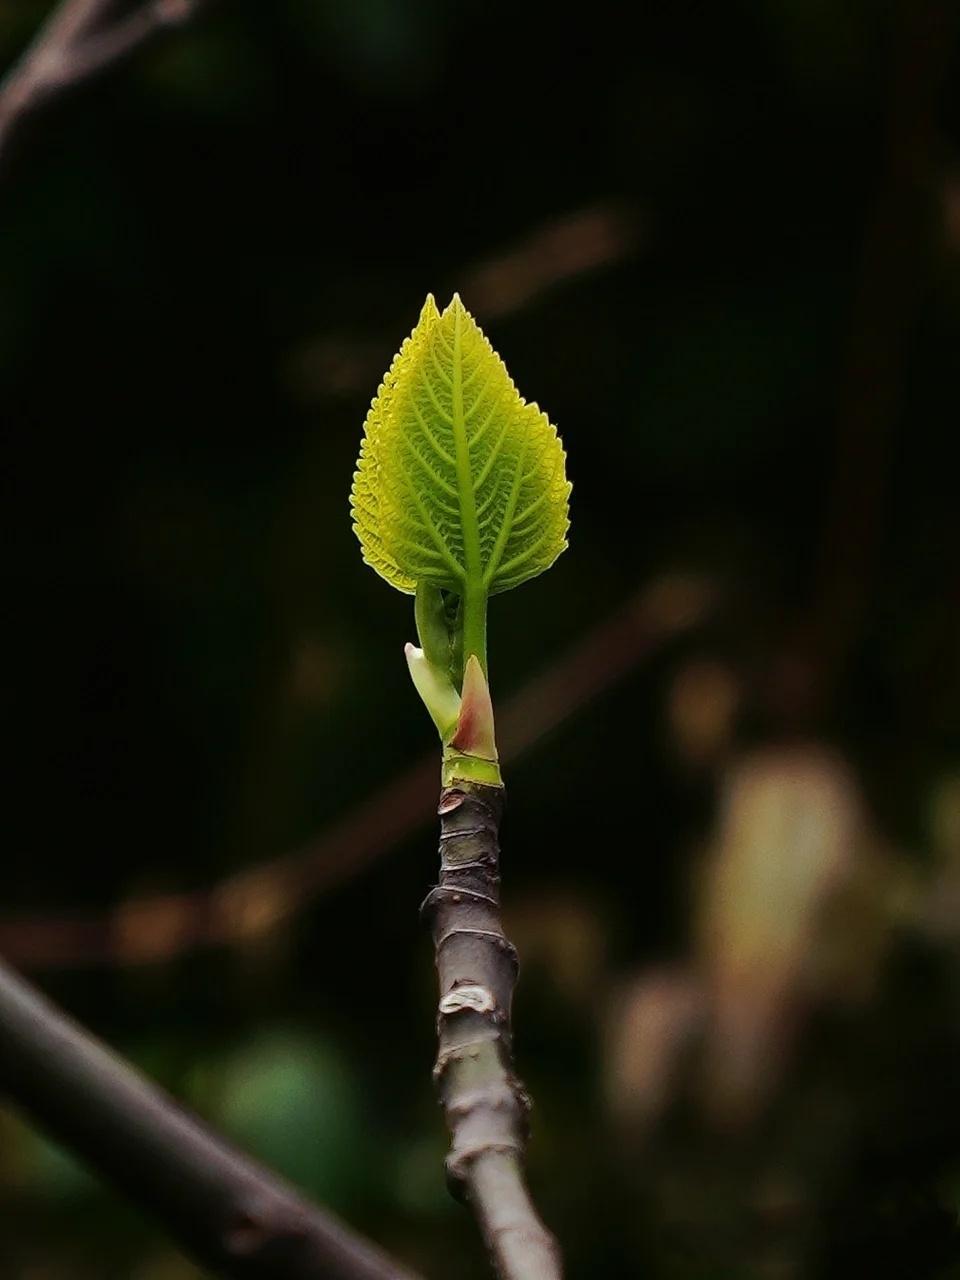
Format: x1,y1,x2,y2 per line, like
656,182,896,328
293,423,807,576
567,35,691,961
350,294,571,606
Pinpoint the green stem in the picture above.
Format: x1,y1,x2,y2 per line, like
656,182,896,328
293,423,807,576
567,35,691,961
461,583,488,678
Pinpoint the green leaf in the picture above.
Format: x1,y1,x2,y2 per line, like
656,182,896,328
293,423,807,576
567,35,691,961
350,294,571,605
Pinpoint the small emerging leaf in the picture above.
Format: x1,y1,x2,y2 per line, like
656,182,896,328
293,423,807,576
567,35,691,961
449,655,497,761
404,642,461,740
350,294,570,598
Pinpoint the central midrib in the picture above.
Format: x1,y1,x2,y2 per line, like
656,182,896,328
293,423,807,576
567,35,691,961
450,301,483,589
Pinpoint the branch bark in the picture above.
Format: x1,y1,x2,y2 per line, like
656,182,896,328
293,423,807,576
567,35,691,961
0,955,421,1280
422,782,562,1280
0,0,208,165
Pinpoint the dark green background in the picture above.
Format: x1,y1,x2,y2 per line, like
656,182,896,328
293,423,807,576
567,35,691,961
1,1,959,1276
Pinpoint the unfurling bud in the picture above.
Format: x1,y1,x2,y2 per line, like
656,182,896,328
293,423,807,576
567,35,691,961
449,655,498,761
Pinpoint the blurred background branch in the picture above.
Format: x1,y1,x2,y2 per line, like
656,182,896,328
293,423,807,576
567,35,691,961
0,574,715,969
812,0,958,694
0,0,210,167
0,956,420,1280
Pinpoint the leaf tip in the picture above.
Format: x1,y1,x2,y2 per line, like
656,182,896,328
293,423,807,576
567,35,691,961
420,293,441,323
445,291,469,319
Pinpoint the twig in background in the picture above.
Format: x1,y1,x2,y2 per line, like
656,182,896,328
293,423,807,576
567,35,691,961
0,573,715,969
0,956,421,1280
811,0,956,693
287,202,642,402
0,0,210,165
